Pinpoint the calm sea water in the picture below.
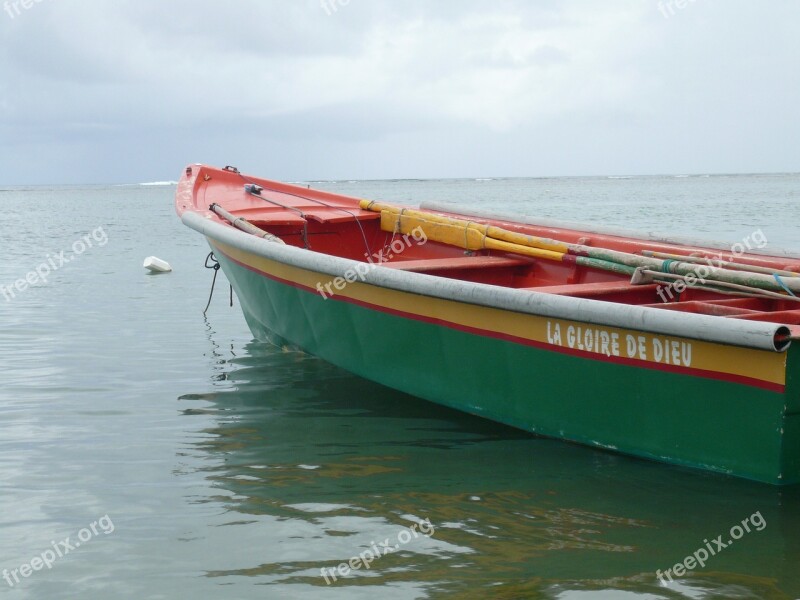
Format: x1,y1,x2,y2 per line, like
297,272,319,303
1,174,799,599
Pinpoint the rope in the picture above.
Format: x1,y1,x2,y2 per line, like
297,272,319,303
247,188,311,248
238,173,372,256
773,273,797,297
203,252,221,316
396,209,406,235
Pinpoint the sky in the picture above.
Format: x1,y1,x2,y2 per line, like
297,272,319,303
0,0,798,184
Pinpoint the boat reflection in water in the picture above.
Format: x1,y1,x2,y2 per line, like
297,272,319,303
176,331,800,599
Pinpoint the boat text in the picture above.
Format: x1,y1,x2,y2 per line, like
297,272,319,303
546,321,693,367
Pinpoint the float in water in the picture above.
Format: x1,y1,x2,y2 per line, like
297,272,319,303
176,164,800,485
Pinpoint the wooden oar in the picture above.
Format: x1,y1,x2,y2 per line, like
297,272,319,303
642,250,799,278
361,201,800,296
210,204,285,244
637,268,800,303
365,202,637,276
361,201,571,253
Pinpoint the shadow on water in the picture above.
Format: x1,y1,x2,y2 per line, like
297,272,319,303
177,326,800,599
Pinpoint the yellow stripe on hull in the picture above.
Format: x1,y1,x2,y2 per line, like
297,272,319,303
216,241,787,390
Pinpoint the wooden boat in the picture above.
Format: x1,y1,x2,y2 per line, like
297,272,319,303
176,164,800,485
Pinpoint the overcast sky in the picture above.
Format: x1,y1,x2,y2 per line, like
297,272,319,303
1,1,798,184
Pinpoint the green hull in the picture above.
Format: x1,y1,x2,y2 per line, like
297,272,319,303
215,245,800,485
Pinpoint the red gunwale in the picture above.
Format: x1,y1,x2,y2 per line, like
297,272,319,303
176,165,800,330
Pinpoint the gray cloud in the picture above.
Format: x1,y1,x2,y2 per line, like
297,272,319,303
0,0,798,184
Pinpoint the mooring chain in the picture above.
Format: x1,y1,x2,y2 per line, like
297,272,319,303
203,253,234,315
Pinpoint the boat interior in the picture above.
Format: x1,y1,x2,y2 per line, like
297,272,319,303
185,166,800,330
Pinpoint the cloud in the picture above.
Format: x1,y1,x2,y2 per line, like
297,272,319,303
0,0,798,183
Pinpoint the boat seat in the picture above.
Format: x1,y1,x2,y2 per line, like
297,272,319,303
731,309,800,324
528,281,659,297
227,206,381,226
304,208,382,224
382,255,530,272
642,301,760,317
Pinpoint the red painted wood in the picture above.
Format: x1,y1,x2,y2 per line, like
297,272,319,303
383,256,530,272
176,164,800,327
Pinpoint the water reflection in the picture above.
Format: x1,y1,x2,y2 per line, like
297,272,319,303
179,334,800,599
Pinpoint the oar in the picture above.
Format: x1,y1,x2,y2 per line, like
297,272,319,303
362,201,800,296
361,201,570,254
363,202,636,276
636,268,800,303
210,204,285,244
642,250,799,278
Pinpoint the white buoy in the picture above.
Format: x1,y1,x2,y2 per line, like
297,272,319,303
143,256,172,273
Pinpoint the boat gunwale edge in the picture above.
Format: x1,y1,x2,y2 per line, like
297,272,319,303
182,211,791,353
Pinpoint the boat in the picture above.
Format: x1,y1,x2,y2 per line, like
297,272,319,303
176,164,800,485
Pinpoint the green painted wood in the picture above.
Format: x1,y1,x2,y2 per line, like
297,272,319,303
217,249,798,485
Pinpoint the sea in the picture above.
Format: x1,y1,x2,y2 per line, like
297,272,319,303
1,173,799,599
